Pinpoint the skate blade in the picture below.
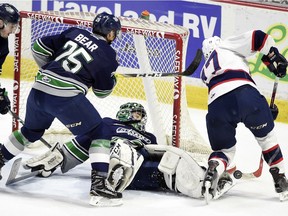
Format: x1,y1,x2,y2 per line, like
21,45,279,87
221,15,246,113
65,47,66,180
89,196,123,207
214,181,236,200
279,191,288,202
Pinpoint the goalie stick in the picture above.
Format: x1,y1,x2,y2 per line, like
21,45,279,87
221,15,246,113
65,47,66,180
9,110,52,148
119,49,203,78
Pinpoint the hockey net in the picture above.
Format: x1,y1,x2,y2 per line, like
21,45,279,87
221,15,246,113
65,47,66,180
13,11,211,160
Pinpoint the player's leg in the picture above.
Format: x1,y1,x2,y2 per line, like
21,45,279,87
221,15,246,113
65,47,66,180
0,89,55,179
242,86,288,197
45,93,122,205
24,133,122,206
51,93,102,135
203,91,238,198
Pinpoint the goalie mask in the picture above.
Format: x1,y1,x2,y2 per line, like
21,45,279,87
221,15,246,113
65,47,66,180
116,102,147,132
202,36,222,60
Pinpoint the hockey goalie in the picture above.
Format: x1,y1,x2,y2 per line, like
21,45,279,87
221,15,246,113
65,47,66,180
22,102,234,203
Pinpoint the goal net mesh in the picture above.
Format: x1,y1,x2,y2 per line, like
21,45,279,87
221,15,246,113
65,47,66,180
13,11,211,162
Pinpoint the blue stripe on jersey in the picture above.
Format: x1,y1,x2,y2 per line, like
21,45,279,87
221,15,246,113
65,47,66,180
252,30,268,51
208,70,255,92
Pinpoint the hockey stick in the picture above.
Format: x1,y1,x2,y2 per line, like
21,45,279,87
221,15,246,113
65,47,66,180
270,76,279,108
119,49,203,78
231,157,264,180
207,157,264,202
6,157,41,185
9,109,52,148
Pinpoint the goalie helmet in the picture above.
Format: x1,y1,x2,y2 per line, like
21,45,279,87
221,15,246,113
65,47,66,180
116,102,147,131
92,12,121,40
0,3,19,24
202,36,222,60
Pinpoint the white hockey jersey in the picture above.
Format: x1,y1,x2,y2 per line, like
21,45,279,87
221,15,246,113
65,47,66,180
200,30,275,104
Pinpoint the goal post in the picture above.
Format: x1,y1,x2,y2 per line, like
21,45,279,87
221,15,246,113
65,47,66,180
12,11,211,158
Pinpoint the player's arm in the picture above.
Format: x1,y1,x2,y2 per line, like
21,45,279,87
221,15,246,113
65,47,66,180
92,73,117,98
31,27,75,68
90,45,118,98
32,37,54,68
261,46,287,78
249,30,287,78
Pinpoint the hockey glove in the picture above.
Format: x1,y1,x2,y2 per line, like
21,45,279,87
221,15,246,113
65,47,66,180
270,104,279,120
261,47,287,78
0,88,11,115
23,143,64,177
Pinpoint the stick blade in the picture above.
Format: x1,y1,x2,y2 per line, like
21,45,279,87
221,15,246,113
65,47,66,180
252,157,263,178
181,49,203,76
6,157,22,186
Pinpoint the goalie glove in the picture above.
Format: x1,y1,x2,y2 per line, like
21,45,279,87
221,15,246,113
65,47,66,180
23,143,64,177
261,47,287,78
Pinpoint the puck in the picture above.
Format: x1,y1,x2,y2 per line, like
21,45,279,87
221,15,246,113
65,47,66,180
233,170,242,179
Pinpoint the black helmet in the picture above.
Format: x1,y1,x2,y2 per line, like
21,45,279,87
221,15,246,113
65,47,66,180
92,12,121,39
0,3,20,24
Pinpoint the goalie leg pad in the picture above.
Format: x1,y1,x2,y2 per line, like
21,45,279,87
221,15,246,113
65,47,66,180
23,143,64,177
60,145,85,173
158,146,205,198
108,140,144,192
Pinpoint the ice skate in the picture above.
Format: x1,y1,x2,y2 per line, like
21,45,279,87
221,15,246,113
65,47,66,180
202,160,220,203
214,171,235,199
89,170,123,207
269,167,288,201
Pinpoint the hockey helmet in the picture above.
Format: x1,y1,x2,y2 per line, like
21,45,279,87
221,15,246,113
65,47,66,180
116,102,147,131
0,3,20,24
202,36,222,60
92,12,121,39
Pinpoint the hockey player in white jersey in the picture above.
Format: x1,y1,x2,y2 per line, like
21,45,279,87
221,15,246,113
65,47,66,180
200,30,288,202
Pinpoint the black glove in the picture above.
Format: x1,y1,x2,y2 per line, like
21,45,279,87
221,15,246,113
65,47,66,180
261,47,287,78
270,104,279,120
0,88,11,115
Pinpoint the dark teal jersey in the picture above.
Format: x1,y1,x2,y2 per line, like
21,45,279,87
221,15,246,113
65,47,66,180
32,27,118,97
